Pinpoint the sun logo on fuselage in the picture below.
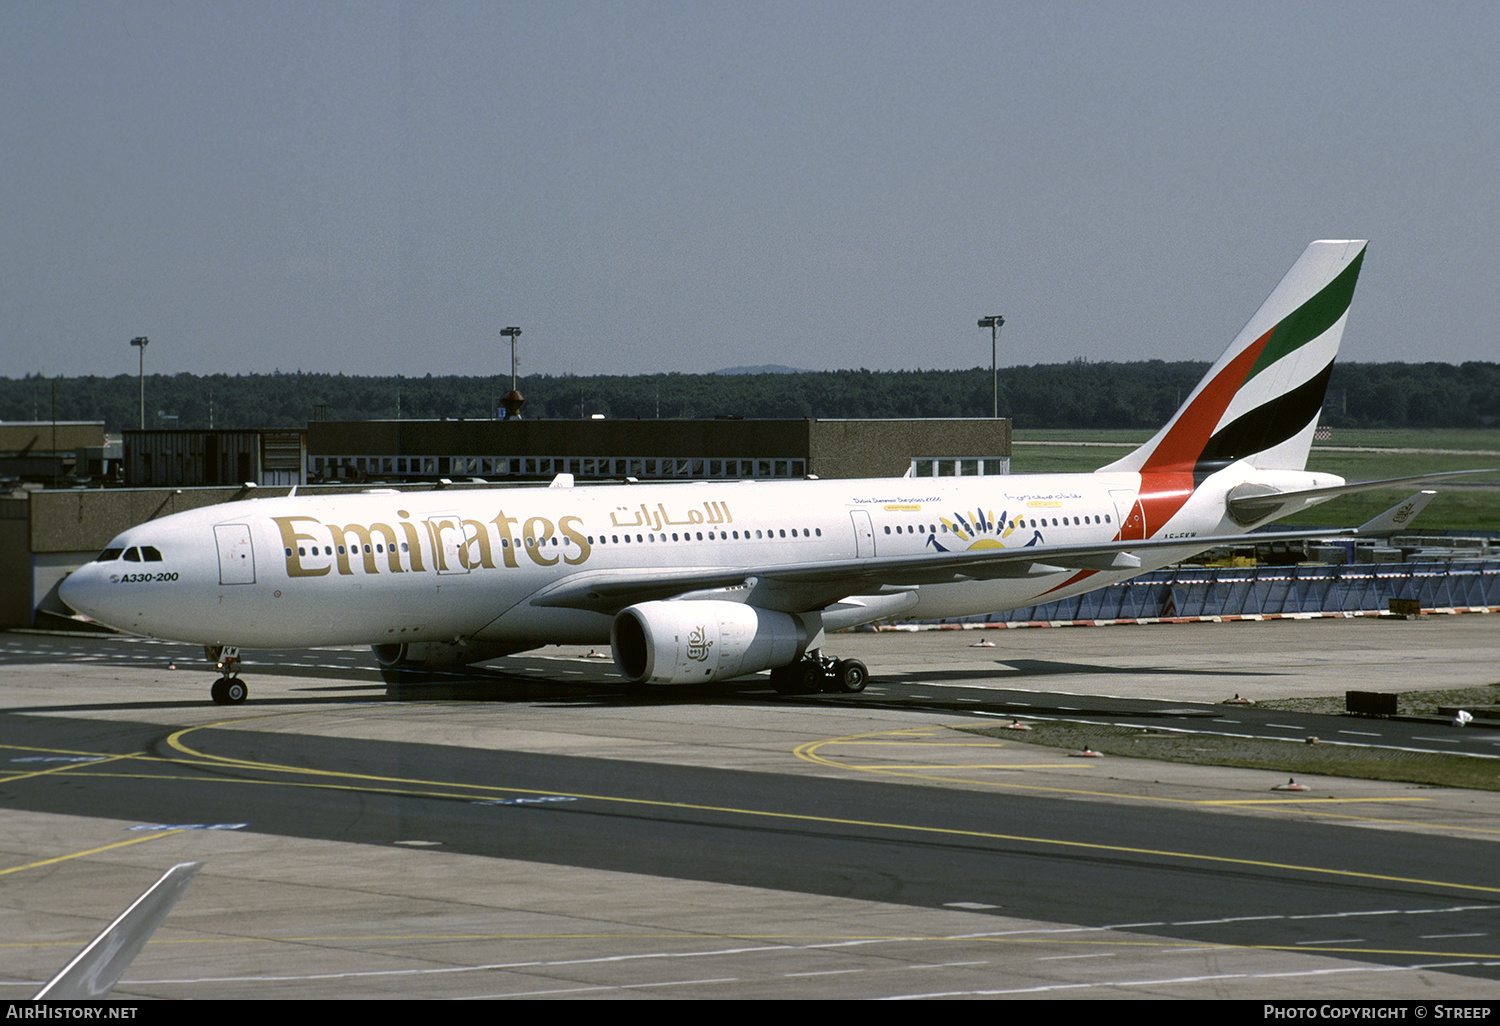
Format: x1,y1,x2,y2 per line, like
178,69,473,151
928,507,1043,552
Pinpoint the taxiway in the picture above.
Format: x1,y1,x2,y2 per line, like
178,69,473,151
0,615,1497,1000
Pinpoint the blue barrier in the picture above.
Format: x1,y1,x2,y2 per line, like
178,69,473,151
943,560,1500,624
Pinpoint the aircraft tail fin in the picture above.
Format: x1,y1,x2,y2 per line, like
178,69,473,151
1101,240,1367,481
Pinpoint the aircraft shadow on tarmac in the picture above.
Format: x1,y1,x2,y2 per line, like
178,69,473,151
897,657,1281,684
0,636,1272,717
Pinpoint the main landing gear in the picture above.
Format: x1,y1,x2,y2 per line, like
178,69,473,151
769,651,869,695
206,645,248,705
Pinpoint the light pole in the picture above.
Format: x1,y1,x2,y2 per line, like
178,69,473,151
501,326,522,391
499,326,525,419
130,336,149,429
977,316,1003,418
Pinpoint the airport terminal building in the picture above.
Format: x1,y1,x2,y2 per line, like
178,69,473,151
304,417,1011,484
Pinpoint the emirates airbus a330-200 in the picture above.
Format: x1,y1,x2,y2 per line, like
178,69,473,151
59,240,1474,704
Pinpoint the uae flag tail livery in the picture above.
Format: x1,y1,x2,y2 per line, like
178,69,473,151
1099,239,1367,538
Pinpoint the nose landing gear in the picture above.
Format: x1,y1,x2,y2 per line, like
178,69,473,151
206,646,248,705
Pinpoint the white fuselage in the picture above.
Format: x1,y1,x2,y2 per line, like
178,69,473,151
58,467,1308,651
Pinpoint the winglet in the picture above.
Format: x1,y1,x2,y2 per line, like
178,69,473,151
34,862,202,1000
1354,491,1436,537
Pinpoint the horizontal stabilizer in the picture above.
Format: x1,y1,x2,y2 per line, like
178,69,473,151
1227,468,1495,520
1354,491,1436,537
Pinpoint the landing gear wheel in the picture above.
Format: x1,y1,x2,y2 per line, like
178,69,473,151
210,676,248,705
798,661,828,693
830,658,868,693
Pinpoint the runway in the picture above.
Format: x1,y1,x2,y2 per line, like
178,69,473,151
1,616,1497,1000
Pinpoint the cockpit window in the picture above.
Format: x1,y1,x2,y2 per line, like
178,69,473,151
95,548,124,562
140,546,163,562
123,548,141,562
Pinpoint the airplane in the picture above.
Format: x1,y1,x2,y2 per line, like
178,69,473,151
55,240,1478,704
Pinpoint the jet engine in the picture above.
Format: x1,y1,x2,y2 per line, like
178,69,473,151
371,640,530,670
611,600,819,685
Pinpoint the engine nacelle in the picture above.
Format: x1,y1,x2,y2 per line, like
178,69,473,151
612,600,819,685
372,640,529,669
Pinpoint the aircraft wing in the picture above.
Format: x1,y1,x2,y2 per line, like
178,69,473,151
528,524,1361,616
530,487,1449,617
34,862,201,1000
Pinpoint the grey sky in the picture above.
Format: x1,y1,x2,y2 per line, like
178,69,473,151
3,1,1497,380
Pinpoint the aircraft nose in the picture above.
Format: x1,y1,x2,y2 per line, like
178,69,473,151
58,566,91,615
58,564,108,622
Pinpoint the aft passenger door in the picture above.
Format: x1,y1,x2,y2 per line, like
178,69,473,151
1109,489,1146,541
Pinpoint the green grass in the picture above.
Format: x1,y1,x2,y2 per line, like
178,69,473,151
1313,428,1500,452
1257,684,1500,719
1011,428,1500,532
960,681,1500,791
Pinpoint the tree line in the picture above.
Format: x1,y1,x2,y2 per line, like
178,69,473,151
1,361,1496,433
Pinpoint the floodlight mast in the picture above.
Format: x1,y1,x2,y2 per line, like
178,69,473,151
501,326,522,392
129,337,149,429
499,326,525,420
977,316,1003,419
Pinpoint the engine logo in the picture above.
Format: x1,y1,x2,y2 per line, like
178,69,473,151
686,625,714,662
